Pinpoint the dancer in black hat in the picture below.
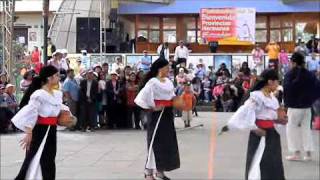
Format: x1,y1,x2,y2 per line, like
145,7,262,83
12,65,71,180
135,58,180,180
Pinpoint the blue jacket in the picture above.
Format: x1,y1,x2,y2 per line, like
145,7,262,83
284,67,320,108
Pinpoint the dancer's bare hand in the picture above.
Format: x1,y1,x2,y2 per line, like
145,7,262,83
253,128,266,137
20,132,32,151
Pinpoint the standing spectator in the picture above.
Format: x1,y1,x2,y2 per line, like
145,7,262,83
279,49,289,75
306,53,320,75
60,49,70,71
62,69,80,130
126,72,141,129
157,42,170,61
31,46,41,65
20,71,34,92
239,62,251,78
98,72,108,128
265,40,280,69
306,35,318,53
4,84,18,131
284,52,320,161
47,37,56,60
80,50,90,70
202,76,212,103
294,41,308,56
251,44,265,75
137,50,152,73
0,73,8,86
0,84,9,133
106,71,122,129
181,82,196,128
102,62,110,80
79,70,99,132
111,57,124,73
73,58,83,76
174,40,189,65
48,50,62,70
195,61,206,80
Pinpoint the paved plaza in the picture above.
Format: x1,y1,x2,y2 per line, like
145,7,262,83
1,112,319,179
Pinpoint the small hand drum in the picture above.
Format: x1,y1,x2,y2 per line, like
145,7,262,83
173,96,185,111
58,110,77,128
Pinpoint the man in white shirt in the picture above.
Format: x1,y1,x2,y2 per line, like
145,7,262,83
60,49,70,71
157,42,170,61
111,57,124,73
174,40,189,65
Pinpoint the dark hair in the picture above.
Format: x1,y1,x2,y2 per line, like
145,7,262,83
19,66,58,109
240,69,279,105
250,69,279,92
290,52,305,66
66,69,74,74
102,62,109,67
23,70,34,80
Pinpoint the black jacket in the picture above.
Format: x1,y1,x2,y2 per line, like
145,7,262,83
284,67,320,108
79,79,99,103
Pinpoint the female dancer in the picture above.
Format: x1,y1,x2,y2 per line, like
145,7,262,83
135,58,180,180
224,69,286,180
11,65,70,180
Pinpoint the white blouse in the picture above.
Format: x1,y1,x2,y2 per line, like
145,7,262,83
134,77,175,109
228,91,279,130
11,89,69,132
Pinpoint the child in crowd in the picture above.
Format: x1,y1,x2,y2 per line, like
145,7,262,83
181,82,196,128
202,76,212,103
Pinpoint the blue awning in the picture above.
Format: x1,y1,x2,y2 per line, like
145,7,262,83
119,0,320,14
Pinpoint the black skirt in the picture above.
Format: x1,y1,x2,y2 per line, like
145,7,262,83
146,107,180,171
15,124,57,180
245,128,285,180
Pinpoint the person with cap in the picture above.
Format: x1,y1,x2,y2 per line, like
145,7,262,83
60,49,70,71
79,69,99,132
4,84,18,130
137,50,152,73
48,50,62,70
135,58,180,180
106,70,122,129
284,52,320,161
181,81,196,128
80,50,90,70
174,40,189,65
11,65,71,179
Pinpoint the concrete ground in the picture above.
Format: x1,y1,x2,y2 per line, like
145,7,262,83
1,112,319,180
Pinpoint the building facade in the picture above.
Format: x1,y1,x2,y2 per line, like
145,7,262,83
118,0,320,53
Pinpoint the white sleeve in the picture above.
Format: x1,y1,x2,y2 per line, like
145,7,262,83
227,99,258,130
134,82,155,109
174,48,178,61
11,93,41,132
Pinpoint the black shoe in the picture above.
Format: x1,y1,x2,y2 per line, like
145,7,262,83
155,174,170,180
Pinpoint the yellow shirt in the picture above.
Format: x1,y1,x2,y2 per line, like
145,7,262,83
266,44,280,60
47,45,52,57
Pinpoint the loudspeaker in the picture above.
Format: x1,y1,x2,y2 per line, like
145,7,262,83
76,18,100,53
209,41,218,53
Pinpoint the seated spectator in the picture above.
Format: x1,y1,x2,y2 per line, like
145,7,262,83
216,63,231,78
195,62,206,80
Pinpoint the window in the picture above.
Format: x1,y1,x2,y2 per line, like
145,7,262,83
270,30,281,42
283,28,293,42
295,22,318,43
163,18,176,43
184,17,197,43
255,16,267,42
137,16,160,43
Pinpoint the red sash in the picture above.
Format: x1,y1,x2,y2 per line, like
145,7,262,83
154,100,173,107
37,116,58,125
256,120,274,129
